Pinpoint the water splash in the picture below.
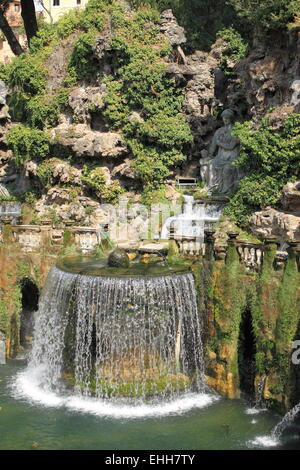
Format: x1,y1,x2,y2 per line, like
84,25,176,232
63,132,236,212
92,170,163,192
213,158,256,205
248,435,279,448
245,408,265,415
271,402,300,439
28,268,75,391
13,367,218,418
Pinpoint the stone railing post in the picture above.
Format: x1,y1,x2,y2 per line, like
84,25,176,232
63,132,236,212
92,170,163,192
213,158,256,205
204,229,216,261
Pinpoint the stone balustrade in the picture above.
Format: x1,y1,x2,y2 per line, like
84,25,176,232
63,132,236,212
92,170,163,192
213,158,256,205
2,224,299,269
10,225,50,253
72,227,100,254
237,242,264,270
3,225,100,254
172,236,203,256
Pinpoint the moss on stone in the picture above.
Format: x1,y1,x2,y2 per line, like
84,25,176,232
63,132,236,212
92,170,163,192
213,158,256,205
64,372,190,398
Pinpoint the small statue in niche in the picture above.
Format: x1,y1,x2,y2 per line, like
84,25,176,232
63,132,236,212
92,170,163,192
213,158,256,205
200,109,240,195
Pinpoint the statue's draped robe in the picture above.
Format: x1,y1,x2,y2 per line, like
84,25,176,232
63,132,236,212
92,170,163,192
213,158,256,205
209,125,240,195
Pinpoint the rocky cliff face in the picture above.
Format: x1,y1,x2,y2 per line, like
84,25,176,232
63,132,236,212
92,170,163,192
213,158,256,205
0,6,299,233
233,31,300,121
250,181,300,242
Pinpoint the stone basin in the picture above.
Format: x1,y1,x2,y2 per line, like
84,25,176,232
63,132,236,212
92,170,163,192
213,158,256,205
57,254,193,277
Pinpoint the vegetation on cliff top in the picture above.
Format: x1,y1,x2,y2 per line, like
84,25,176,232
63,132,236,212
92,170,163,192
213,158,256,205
3,0,192,203
129,0,300,49
224,113,300,226
1,0,300,215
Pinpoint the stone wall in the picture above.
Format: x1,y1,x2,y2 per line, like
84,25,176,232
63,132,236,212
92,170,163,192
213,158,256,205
0,243,57,358
204,240,300,413
0,222,299,415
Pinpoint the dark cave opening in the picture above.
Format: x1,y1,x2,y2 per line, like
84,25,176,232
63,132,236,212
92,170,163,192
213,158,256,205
19,278,39,349
238,308,256,396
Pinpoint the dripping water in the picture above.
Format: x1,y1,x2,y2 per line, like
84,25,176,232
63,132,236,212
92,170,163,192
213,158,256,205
254,375,266,409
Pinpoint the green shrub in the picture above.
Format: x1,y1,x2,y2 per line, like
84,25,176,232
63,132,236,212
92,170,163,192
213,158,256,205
82,166,125,203
56,8,83,38
36,160,55,188
227,0,300,31
26,95,60,129
9,52,48,96
6,125,50,166
22,191,39,205
102,78,130,128
68,31,98,81
132,113,193,148
129,140,186,187
217,28,248,75
80,6,105,31
103,7,192,194
29,23,58,53
0,63,11,84
224,113,300,226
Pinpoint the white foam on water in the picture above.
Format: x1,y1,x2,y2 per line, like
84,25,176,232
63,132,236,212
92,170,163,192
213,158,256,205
248,435,279,448
12,367,65,408
251,419,257,424
12,368,219,419
66,393,219,419
245,407,267,415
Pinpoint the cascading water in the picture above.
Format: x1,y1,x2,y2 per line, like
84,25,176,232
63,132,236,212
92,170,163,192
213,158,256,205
254,375,267,409
271,402,300,439
0,200,22,225
15,263,213,417
249,398,300,448
161,195,224,241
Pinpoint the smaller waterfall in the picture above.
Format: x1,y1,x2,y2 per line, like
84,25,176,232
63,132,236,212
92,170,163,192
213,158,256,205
161,195,224,241
271,402,300,438
0,200,22,225
0,333,5,365
0,184,10,198
254,375,267,409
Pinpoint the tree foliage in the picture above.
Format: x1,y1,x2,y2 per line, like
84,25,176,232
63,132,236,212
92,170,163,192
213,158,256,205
102,5,192,196
227,0,300,31
224,114,300,226
129,0,300,49
6,124,50,166
82,165,125,203
217,27,248,75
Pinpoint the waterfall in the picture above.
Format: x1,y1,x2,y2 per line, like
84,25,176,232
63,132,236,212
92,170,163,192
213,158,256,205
0,333,5,365
28,266,205,402
254,375,266,409
0,200,22,225
28,268,76,390
271,402,300,438
161,195,224,241
0,183,10,198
